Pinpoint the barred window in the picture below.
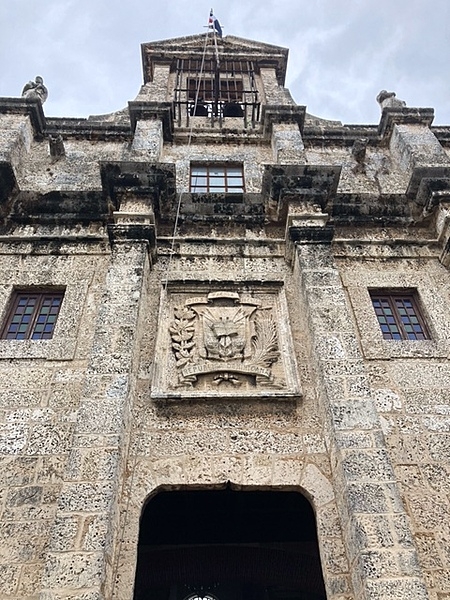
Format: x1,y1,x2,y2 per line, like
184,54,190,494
174,58,260,125
190,164,244,193
187,78,244,103
370,291,429,340
1,290,64,340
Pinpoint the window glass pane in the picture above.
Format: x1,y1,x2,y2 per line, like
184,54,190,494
370,291,429,341
227,168,243,177
191,167,207,177
191,176,207,186
210,177,226,188
191,164,244,193
1,291,64,340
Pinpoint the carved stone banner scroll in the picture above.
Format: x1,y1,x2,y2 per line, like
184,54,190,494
151,286,302,401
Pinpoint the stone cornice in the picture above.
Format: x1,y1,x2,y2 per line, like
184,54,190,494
0,97,46,139
378,107,435,141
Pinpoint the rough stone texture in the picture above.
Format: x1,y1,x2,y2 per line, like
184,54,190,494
0,31,449,600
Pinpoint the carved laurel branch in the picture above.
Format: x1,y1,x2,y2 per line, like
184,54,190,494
251,308,279,369
169,306,196,368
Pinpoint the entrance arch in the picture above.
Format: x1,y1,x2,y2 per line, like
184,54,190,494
133,487,327,600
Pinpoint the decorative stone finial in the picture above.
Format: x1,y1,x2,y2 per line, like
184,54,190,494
22,76,48,104
376,90,406,110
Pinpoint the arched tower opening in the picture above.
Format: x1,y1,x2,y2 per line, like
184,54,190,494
133,487,327,600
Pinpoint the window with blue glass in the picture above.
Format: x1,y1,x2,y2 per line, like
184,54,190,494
1,290,64,340
370,290,429,340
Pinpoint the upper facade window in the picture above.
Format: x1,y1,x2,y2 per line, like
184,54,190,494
174,59,260,125
187,78,244,104
370,290,430,340
1,290,64,340
190,164,244,193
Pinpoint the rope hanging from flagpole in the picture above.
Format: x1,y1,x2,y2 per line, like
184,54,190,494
163,21,212,290
110,16,218,592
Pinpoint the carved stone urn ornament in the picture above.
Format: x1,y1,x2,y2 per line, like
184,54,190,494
169,291,281,388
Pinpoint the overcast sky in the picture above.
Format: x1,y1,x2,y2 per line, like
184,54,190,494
1,0,449,125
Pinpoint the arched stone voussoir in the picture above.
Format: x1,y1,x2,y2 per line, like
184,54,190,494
300,462,335,509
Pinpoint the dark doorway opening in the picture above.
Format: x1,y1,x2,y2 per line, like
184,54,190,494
133,488,327,600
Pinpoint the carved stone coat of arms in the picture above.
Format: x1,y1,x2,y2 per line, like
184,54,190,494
151,287,301,400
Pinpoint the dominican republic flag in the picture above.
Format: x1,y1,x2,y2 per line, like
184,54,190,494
209,9,222,37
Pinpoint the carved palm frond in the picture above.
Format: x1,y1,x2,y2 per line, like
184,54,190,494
170,305,196,367
251,309,279,368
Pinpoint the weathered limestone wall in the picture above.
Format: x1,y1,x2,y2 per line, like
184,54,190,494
16,139,131,192
339,252,450,600
37,237,151,600
292,239,430,600
111,246,354,600
0,245,110,598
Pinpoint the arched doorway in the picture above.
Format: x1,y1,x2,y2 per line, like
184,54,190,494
133,487,327,600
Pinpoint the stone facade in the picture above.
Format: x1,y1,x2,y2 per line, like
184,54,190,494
0,32,449,600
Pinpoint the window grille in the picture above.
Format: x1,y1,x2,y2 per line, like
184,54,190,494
190,164,244,193
370,291,429,340
174,59,260,127
1,290,64,340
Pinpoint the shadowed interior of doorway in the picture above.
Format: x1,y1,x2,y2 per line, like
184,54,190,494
133,487,327,600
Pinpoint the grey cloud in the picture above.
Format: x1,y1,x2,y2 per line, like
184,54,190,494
1,0,449,124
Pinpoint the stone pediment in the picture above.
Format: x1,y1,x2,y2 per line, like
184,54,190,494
141,34,288,84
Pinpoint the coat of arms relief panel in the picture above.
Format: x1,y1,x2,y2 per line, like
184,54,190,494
151,285,301,400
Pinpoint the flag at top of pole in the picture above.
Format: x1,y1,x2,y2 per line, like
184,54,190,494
209,9,222,37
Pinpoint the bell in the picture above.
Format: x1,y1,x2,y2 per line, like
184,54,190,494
223,102,243,117
191,103,208,116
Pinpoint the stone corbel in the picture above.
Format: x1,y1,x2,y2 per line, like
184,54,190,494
107,222,156,256
262,164,341,224
261,164,340,263
128,101,174,141
406,167,450,220
0,97,46,140
100,161,176,257
378,107,434,143
100,161,176,209
285,200,334,264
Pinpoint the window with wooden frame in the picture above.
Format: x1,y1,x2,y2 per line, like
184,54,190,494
369,290,430,340
1,289,64,340
190,164,245,194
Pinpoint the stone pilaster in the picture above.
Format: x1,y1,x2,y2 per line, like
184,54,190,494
292,227,430,600
259,68,294,105
39,233,150,600
271,122,305,164
131,119,163,159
